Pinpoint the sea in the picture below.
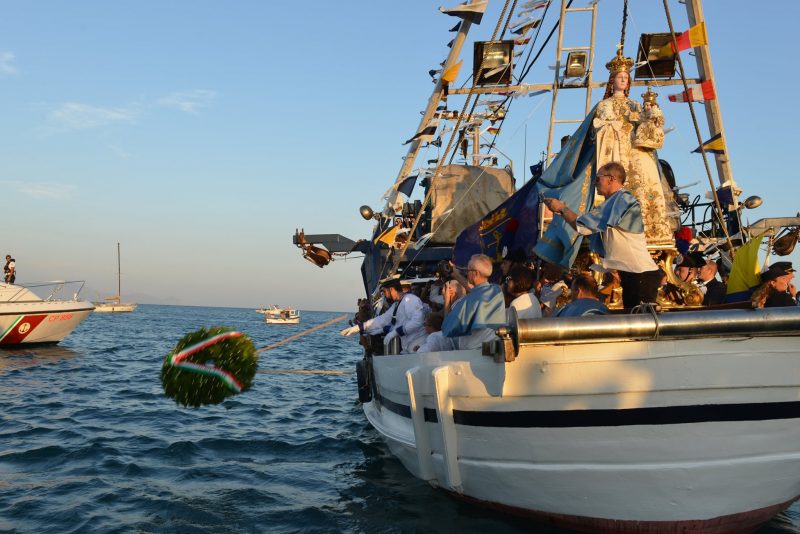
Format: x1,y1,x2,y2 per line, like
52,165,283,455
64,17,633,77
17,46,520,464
1,305,798,533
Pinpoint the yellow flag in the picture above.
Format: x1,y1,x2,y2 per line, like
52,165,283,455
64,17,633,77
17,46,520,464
442,60,462,84
726,232,765,296
374,225,399,246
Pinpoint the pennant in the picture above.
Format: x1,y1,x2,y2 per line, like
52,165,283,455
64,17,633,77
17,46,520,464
692,133,724,154
374,225,399,246
439,0,488,25
442,60,463,84
429,68,442,78
511,17,541,35
397,174,418,197
521,0,549,9
429,136,443,148
658,21,708,56
668,80,715,103
514,37,530,46
529,161,543,180
403,116,441,145
725,232,766,302
447,38,455,48
449,22,461,32
487,127,501,135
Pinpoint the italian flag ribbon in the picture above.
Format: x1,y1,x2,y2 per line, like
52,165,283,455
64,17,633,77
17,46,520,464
169,331,245,393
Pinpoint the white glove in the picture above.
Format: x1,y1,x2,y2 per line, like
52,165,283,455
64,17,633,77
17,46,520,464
384,329,399,343
340,325,360,336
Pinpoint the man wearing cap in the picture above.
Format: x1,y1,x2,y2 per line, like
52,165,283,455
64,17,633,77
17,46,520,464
340,278,426,353
697,259,726,306
442,254,506,350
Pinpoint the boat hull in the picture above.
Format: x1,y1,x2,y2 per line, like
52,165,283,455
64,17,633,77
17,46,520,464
364,333,800,532
93,302,137,313
265,317,300,324
0,301,95,345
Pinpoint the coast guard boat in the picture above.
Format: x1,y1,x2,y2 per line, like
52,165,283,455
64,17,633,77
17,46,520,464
294,0,800,531
0,281,94,345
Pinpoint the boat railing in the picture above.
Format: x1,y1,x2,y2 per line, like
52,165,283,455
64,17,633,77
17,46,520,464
7,280,88,302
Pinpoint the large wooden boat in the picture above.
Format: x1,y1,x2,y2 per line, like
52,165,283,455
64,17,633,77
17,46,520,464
294,0,800,530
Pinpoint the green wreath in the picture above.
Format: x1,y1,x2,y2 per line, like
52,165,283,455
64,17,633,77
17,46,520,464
161,326,257,407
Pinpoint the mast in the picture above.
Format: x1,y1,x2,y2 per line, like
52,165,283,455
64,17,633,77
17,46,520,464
117,242,121,299
385,6,476,212
685,0,734,189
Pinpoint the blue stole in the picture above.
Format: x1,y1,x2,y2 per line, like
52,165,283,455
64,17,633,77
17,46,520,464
442,282,506,338
577,189,644,257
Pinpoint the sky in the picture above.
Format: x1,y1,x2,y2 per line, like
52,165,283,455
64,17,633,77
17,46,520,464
0,1,796,311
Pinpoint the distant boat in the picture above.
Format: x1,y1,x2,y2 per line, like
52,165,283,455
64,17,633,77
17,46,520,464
94,243,137,313
263,305,300,324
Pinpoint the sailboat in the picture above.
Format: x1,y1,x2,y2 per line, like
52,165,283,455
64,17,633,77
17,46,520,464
294,0,800,531
94,243,137,313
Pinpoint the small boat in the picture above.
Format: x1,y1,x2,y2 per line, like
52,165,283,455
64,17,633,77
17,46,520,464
264,305,300,324
94,243,136,313
0,280,94,345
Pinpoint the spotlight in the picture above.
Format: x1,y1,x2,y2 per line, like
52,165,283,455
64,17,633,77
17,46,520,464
743,196,763,209
565,51,587,78
359,205,375,220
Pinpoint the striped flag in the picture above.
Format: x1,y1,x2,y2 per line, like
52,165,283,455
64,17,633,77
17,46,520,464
668,80,715,103
511,17,541,35
514,37,530,46
692,133,725,154
403,117,441,145
521,0,549,9
487,126,501,135
659,21,708,56
439,0,488,25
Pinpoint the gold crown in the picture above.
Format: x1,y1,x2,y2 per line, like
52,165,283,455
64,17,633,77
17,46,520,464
605,49,634,75
642,86,659,104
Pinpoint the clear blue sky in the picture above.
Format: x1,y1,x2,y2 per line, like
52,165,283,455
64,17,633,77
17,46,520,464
0,1,795,311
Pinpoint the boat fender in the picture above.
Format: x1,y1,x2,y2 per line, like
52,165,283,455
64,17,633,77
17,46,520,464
356,359,372,403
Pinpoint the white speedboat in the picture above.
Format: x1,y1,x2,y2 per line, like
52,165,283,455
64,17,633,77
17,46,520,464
0,281,94,345
93,243,136,313
264,306,300,324
296,0,800,530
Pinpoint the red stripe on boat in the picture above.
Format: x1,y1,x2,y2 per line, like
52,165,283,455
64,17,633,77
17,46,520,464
0,315,48,344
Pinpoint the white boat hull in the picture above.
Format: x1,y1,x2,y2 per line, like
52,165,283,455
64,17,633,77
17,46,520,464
0,300,94,345
364,332,800,531
265,317,300,324
93,302,137,313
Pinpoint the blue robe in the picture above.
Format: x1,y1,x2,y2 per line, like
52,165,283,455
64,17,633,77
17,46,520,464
442,282,506,338
556,298,609,317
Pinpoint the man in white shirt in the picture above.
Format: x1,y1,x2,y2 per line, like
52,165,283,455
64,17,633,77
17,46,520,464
340,278,426,353
543,162,661,309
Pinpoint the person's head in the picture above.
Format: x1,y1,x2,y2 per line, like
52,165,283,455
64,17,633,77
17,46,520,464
642,86,659,112
424,312,444,333
466,254,492,286
380,278,403,302
506,265,534,296
500,248,527,276
698,260,718,282
603,49,634,98
595,162,626,197
761,263,795,293
571,273,600,301
5,255,10,261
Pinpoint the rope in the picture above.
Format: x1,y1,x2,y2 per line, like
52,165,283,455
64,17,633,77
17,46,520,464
257,369,353,375
255,314,349,353
620,0,628,49
661,0,735,255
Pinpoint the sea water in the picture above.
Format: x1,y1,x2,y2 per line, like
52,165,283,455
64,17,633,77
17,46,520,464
0,305,798,533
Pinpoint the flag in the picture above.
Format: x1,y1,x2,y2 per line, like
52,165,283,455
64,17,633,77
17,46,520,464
429,68,442,78
511,17,541,35
442,60,462,84
514,37,530,45
692,133,724,154
521,0,549,9
449,22,461,32
668,80,715,103
374,225,399,246
439,0,488,25
724,232,766,302
397,174,418,197
529,161,543,180
487,126,500,135
658,21,708,56
447,38,455,48
403,116,440,144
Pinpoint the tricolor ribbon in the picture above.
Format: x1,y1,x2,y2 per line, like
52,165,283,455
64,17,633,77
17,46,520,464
169,331,245,393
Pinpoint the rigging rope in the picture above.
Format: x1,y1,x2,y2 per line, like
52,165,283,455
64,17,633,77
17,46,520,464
620,0,628,49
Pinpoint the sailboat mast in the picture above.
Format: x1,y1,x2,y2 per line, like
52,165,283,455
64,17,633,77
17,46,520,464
385,5,476,212
117,242,121,298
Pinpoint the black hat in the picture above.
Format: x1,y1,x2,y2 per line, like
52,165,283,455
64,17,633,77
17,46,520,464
503,248,527,263
677,251,704,268
761,262,795,283
380,278,402,290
